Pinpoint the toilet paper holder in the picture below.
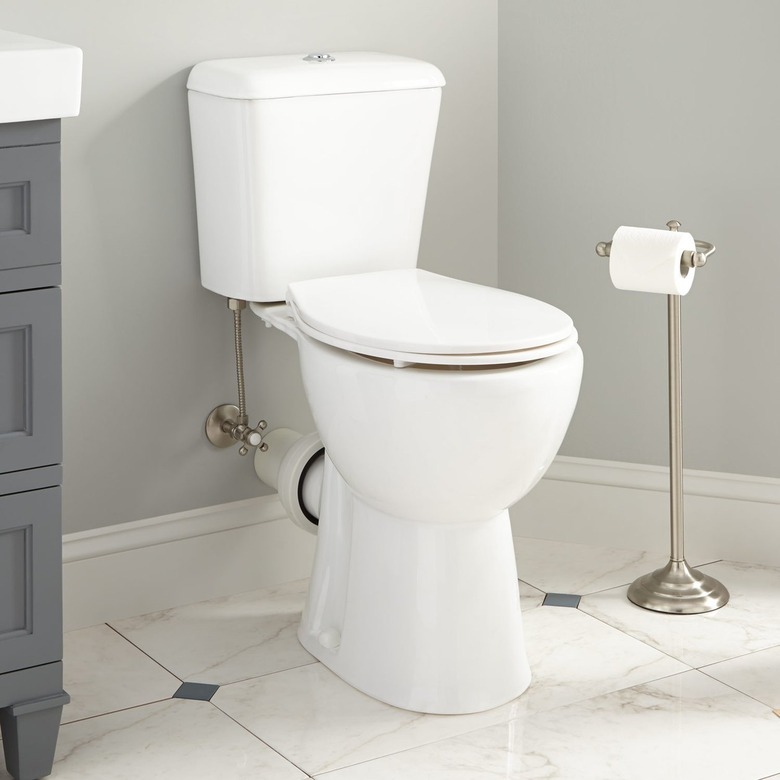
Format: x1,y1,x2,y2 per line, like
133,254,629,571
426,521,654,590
593,219,729,615
595,220,716,269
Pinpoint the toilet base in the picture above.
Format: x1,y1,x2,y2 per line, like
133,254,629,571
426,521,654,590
298,456,531,714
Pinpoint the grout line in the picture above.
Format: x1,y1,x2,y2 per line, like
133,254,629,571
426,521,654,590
209,700,315,778
696,666,780,711
579,583,633,597
201,659,319,690
303,737,449,778
517,576,541,588
103,622,321,693
697,641,780,671
572,605,697,670
694,558,725,569
61,697,177,726
103,622,185,683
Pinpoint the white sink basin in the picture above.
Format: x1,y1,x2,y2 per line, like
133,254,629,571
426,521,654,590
0,29,82,123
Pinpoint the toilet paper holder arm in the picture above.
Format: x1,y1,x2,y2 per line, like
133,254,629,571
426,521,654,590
595,221,716,268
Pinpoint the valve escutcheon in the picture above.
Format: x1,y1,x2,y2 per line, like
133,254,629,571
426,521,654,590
205,404,268,454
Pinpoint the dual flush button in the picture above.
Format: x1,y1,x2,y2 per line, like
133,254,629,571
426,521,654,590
303,53,335,63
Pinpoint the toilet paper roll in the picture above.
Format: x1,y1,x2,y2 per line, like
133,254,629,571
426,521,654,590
609,226,696,295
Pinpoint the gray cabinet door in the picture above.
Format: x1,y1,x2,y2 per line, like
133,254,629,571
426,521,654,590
0,288,62,474
0,143,60,273
0,487,62,675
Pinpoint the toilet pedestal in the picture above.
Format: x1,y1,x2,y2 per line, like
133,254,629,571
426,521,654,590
298,456,531,714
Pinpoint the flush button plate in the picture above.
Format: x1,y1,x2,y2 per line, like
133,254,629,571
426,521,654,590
303,53,335,63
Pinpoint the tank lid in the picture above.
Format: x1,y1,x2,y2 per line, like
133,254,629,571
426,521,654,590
186,51,445,100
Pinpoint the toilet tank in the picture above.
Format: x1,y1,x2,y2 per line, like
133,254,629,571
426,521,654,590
187,52,445,301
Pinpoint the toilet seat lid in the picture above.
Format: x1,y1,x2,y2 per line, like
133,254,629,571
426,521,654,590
286,269,575,365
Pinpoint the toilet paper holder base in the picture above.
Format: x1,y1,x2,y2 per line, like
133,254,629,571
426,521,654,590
594,220,729,615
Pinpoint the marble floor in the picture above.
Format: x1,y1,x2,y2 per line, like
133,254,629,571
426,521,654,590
5,537,780,779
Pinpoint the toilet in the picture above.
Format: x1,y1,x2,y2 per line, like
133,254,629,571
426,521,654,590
187,52,583,714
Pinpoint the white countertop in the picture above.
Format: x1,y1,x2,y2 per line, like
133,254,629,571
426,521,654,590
0,29,82,123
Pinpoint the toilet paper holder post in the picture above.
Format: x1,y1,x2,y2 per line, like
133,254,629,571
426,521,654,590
594,220,729,615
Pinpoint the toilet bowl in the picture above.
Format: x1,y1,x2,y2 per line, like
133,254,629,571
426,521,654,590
287,268,582,523
252,267,583,713
187,52,583,714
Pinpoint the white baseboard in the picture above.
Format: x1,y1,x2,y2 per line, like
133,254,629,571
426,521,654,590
63,457,780,631
62,495,317,631
510,456,780,567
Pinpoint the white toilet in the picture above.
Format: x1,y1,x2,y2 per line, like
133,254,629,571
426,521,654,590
187,52,583,714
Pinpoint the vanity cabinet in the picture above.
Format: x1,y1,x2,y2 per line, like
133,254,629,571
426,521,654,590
0,119,69,780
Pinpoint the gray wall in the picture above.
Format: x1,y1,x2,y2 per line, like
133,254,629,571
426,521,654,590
498,1,780,478
4,1,497,533
13,0,769,535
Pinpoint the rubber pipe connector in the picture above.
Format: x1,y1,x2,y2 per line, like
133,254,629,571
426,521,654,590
254,428,324,534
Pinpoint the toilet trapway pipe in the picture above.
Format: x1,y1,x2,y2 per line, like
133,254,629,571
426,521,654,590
254,429,324,534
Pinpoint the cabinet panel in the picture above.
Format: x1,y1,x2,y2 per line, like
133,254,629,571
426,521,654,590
0,121,60,150
0,263,60,294
0,466,61,498
0,326,26,433
0,487,62,675
0,288,61,473
0,526,26,633
0,143,60,272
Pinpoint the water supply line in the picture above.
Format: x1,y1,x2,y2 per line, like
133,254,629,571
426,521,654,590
203,298,325,532
232,299,248,424
204,298,268,456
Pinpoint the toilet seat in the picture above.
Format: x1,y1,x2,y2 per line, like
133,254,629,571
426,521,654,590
285,269,577,367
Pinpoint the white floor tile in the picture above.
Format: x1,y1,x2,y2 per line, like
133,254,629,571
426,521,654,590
580,561,780,667
6,540,776,779
49,699,306,779
109,579,315,684
211,606,686,775
514,536,673,595
316,671,780,780
521,605,689,712
702,644,780,710
63,625,181,723
213,662,527,776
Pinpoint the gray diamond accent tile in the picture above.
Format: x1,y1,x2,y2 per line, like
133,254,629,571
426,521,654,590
173,682,220,701
543,592,581,608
